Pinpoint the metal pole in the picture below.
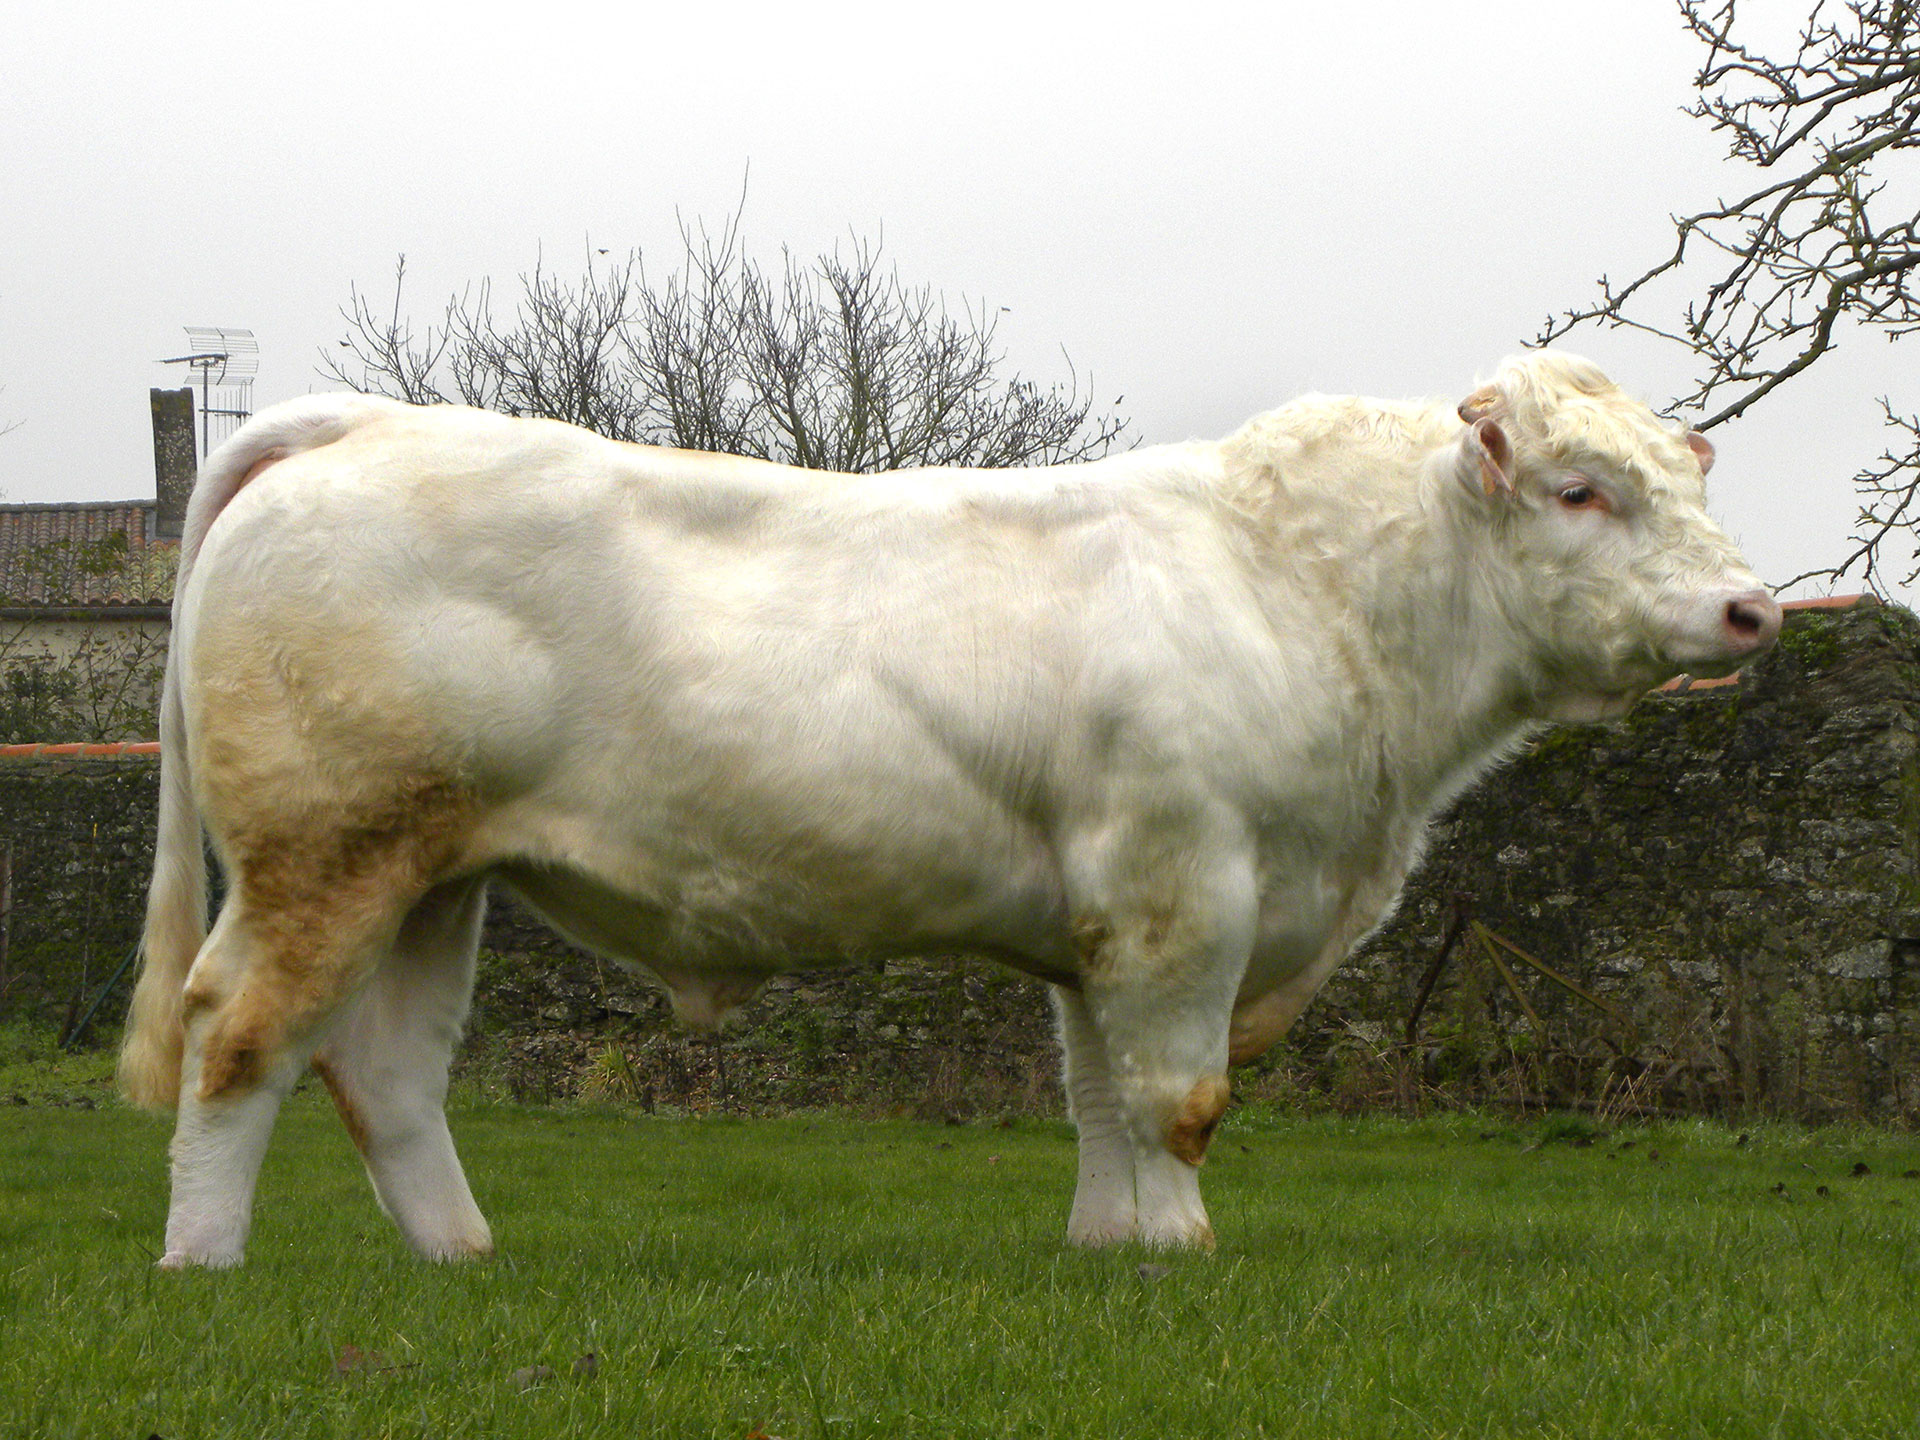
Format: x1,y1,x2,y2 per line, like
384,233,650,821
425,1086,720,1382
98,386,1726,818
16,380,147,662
0,844,11,1010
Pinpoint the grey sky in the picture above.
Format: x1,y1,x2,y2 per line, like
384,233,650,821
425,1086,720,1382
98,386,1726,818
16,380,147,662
1,1,1906,598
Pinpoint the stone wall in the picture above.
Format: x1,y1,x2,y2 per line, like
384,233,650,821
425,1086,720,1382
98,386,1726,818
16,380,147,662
4,600,1917,1122
1313,597,1920,1123
0,745,159,1030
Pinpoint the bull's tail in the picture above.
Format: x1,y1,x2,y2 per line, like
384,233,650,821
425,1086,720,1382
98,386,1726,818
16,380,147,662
117,649,204,1108
118,392,394,1109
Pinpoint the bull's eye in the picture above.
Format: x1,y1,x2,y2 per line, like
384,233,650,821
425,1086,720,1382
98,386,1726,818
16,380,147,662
1558,481,1599,510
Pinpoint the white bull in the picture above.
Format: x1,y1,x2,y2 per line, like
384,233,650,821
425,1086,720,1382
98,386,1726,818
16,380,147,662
120,351,1779,1266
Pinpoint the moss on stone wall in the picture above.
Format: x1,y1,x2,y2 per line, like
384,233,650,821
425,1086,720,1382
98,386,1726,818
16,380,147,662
0,755,157,1027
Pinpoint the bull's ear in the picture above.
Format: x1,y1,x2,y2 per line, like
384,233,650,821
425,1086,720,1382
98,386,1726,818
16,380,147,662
1685,430,1715,476
1459,417,1516,499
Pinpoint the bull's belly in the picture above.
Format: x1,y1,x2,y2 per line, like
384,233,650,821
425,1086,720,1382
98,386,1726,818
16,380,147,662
491,843,1078,1023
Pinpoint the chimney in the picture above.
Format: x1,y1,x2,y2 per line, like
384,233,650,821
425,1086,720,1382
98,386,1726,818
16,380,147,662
150,387,195,539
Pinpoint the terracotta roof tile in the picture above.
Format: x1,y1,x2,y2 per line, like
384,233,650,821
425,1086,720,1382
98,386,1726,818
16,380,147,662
1780,593,1872,610
0,501,177,608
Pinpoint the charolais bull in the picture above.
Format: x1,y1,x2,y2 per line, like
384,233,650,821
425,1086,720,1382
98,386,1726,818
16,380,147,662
119,351,1778,1266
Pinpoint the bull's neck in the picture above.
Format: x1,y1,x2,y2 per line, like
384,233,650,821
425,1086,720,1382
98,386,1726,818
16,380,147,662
1310,488,1537,815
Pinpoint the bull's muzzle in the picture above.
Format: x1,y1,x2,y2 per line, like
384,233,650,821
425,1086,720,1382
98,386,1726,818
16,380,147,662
1722,589,1783,660
1660,586,1783,681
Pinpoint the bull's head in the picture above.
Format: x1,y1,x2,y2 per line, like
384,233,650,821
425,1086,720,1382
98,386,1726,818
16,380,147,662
1448,352,1781,723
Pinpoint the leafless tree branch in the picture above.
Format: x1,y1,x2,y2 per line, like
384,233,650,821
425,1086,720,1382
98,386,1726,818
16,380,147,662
1541,0,1918,591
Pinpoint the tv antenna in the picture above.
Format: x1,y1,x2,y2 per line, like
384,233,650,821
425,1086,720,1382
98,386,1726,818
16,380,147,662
158,326,257,458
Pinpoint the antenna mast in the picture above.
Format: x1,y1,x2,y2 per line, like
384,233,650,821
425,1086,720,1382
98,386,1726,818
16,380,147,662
157,327,257,458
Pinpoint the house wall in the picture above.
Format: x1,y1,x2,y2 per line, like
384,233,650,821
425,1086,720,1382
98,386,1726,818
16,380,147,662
0,616,168,743
0,614,169,667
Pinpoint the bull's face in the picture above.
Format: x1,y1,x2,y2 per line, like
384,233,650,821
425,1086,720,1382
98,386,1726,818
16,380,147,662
1453,354,1781,723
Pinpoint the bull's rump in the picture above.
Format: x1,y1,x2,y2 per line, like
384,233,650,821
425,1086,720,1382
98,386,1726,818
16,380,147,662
178,405,1265,981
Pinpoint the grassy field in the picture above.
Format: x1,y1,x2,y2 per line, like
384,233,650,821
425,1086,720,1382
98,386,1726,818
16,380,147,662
5,1072,1920,1438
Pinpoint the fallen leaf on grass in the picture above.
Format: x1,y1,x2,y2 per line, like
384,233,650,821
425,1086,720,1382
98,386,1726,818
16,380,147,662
333,1345,414,1381
572,1351,599,1379
1137,1263,1172,1282
511,1364,555,1391
334,1345,387,1377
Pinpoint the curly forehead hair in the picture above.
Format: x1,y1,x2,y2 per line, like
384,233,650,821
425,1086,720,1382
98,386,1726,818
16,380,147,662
1480,352,1703,494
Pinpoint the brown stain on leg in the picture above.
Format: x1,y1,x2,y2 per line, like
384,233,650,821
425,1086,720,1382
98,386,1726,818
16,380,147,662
310,1054,371,1156
1071,914,1112,973
1166,1075,1231,1166
196,1012,267,1098
192,777,478,1105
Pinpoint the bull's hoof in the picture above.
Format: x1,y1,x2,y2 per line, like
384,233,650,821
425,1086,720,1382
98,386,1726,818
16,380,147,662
1136,1221,1216,1253
1065,1219,1138,1248
157,1247,243,1270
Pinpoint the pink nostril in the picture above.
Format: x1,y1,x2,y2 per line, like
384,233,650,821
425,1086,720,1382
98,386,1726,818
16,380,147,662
1724,590,1783,652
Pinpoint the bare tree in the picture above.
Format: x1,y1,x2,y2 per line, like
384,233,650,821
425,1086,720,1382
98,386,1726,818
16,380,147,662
324,215,1128,473
1541,0,1918,589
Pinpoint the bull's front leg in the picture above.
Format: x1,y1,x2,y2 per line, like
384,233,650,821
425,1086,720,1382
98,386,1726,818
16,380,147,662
1052,985,1139,1244
1057,844,1255,1250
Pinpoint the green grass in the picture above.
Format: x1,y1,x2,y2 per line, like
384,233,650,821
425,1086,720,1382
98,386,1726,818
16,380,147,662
5,1093,1920,1439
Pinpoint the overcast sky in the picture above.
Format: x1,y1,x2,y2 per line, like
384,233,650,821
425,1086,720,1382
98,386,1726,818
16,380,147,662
1,1,1908,599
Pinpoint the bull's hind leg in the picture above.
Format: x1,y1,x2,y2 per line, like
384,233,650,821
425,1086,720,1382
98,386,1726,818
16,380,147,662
310,879,492,1260
160,780,476,1268
161,903,305,1267
161,895,396,1269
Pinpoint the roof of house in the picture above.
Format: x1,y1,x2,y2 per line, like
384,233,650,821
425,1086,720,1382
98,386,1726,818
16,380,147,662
0,500,177,610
